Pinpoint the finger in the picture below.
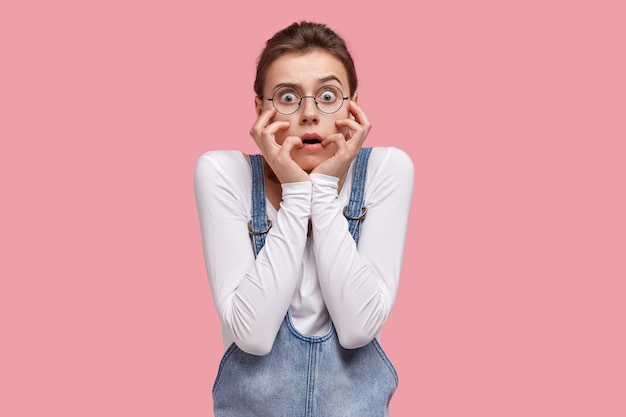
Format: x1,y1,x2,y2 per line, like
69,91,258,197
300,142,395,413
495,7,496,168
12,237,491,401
250,112,290,149
337,101,370,129
335,118,360,133
250,108,276,134
322,133,354,160
280,136,304,153
321,132,346,148
250,108,287,138
253,124,290,154
335,119,367,148
264,120,290,137
348,100,371,128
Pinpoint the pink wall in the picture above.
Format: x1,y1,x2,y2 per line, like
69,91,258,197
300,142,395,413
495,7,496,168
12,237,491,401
2,0,625,415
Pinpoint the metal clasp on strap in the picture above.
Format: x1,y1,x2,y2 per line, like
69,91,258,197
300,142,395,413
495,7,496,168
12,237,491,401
248,219,272,235
343,205,368,220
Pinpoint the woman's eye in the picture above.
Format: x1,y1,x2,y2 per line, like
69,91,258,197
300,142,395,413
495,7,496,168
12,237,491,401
318,89,337,102
279,91,298,103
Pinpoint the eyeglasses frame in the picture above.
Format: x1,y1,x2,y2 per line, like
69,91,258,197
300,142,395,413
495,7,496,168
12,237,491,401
264,85,350,115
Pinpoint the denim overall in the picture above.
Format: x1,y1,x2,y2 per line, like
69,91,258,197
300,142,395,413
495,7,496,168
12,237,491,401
213,148,398,417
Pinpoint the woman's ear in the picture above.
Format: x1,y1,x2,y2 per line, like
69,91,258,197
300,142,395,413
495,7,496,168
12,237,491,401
352,91,358,103
254,96,263,117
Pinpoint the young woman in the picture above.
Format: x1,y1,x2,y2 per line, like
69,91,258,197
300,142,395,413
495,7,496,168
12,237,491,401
194,21,414,416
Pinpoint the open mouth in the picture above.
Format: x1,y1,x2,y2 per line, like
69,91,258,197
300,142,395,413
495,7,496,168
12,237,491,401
302,138,321,145
301,134,322,145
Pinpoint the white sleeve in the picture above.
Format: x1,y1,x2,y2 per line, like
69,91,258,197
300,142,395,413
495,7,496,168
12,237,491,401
310,147,414,349
194,151,312,355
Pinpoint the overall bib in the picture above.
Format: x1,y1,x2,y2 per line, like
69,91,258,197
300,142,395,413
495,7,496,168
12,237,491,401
213,149,398,417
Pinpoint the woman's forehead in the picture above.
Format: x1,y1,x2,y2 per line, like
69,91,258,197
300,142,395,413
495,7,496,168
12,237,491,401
264,51,348,91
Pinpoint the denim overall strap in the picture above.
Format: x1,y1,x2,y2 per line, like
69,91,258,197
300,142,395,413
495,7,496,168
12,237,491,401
248,154,271,256
344,147,372,244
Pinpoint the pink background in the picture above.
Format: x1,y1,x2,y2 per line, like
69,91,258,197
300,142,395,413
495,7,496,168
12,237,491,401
2,0,625,416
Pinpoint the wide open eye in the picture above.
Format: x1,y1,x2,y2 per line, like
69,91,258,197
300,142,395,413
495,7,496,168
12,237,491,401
317,86,339,103
277,89,300,104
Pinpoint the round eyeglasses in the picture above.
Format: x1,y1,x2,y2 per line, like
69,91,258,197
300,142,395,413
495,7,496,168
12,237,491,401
266,85,349,115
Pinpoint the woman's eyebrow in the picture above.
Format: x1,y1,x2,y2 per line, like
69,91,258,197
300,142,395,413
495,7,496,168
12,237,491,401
271,76,344,94
272,82,300,91
318,75,343,86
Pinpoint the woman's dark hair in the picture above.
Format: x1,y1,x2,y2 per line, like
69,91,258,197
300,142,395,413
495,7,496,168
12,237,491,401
254,21,358,98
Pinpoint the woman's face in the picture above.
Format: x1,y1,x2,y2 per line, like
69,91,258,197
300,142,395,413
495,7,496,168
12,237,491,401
255,50,355,172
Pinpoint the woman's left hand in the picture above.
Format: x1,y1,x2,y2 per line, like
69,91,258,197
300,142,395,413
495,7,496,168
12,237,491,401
311,100,371,179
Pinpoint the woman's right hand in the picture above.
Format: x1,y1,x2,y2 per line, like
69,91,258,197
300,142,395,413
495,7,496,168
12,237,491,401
249,108,310,183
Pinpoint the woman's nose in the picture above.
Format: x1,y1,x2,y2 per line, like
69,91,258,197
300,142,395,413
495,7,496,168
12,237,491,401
299,96,319,123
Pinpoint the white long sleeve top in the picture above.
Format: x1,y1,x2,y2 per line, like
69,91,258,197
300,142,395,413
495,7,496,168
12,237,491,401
194,147,414,355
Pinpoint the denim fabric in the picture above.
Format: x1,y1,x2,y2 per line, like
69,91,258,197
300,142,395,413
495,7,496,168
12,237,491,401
344,147,372,242
215,149,398,416
213,314,398,417
249,154,270,256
